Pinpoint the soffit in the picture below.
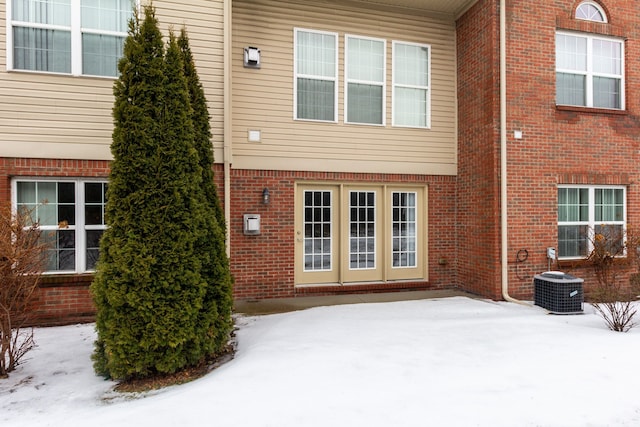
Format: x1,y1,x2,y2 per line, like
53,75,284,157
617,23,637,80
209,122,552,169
350,0,479,18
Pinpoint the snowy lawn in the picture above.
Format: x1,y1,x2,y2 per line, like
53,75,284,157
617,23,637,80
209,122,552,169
1,296,639,427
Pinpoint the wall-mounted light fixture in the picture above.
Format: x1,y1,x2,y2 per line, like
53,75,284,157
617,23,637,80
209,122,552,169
244,46,261,68
262,188,270,205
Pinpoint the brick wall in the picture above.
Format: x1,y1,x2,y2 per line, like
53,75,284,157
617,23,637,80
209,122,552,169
505,0,640,298
29,275,96,326
1,158,460,324
229,169,458,299
456,0,503,299
0,158,111,326
457,0,640,300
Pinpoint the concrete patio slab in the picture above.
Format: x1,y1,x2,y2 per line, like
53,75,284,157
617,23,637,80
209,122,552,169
234,289,478,315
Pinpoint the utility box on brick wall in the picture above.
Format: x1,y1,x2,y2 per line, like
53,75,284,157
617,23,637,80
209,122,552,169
533,272,584,314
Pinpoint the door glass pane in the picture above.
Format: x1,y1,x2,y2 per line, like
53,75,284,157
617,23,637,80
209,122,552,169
349,191,375,270
303,190,332,271
392,192,417,267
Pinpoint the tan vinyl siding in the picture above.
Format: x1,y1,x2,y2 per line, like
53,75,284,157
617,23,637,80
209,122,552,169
0,0,224,162
232,0,457,175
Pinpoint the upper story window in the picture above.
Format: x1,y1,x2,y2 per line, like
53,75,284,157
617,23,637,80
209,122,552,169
14,179,108,273
393,41,430,128
556,31,624,110
294,28,338,122
576,2,607,23
293,28,431,128
345,35,385,125
8,0,133,77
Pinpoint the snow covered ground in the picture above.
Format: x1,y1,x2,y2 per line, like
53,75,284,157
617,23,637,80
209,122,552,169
1,296,639,427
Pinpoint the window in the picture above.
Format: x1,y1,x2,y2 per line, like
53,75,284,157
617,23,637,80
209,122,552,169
294,28,338,122
576,2,607,22
393,41,430,128
556,31,624,109
296,184,425,285
9,0,133,77
345,35,385,125
557,186,625,259
14,179,108,272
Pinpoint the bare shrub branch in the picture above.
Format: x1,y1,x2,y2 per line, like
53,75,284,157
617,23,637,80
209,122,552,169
587,225,640,332
0,203,48,377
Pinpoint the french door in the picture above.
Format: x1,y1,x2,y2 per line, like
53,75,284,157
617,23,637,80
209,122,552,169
295,184,426,285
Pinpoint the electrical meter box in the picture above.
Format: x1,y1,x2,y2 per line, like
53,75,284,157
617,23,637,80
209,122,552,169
243,214,261,235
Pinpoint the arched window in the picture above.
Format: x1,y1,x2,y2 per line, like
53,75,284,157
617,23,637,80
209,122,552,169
575,2,607,23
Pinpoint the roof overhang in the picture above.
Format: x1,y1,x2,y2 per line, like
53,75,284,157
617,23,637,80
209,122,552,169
350,0,480,19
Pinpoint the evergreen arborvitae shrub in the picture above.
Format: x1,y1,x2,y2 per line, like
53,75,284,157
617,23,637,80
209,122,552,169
178,29,234,355
91,5,228,380
178,29,225,235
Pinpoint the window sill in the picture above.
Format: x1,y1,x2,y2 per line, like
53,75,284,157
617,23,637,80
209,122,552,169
557,256,629,269
7,68,118,80
39,273,95,288
556,105,627,116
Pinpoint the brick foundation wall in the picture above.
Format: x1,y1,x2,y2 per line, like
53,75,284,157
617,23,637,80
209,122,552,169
2,158,461,324
29,275,96,326
229,169,459,299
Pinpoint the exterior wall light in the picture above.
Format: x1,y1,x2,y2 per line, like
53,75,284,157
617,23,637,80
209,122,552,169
244,46,261,68
262,188,270,204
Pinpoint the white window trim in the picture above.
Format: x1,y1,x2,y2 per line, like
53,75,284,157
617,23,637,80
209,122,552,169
344,34,386,126
556,30,625,110
293,27,339,123
12,177,108,273
576,1,608,23
557,184,626,260
6,0,136,78
392,40,431,129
